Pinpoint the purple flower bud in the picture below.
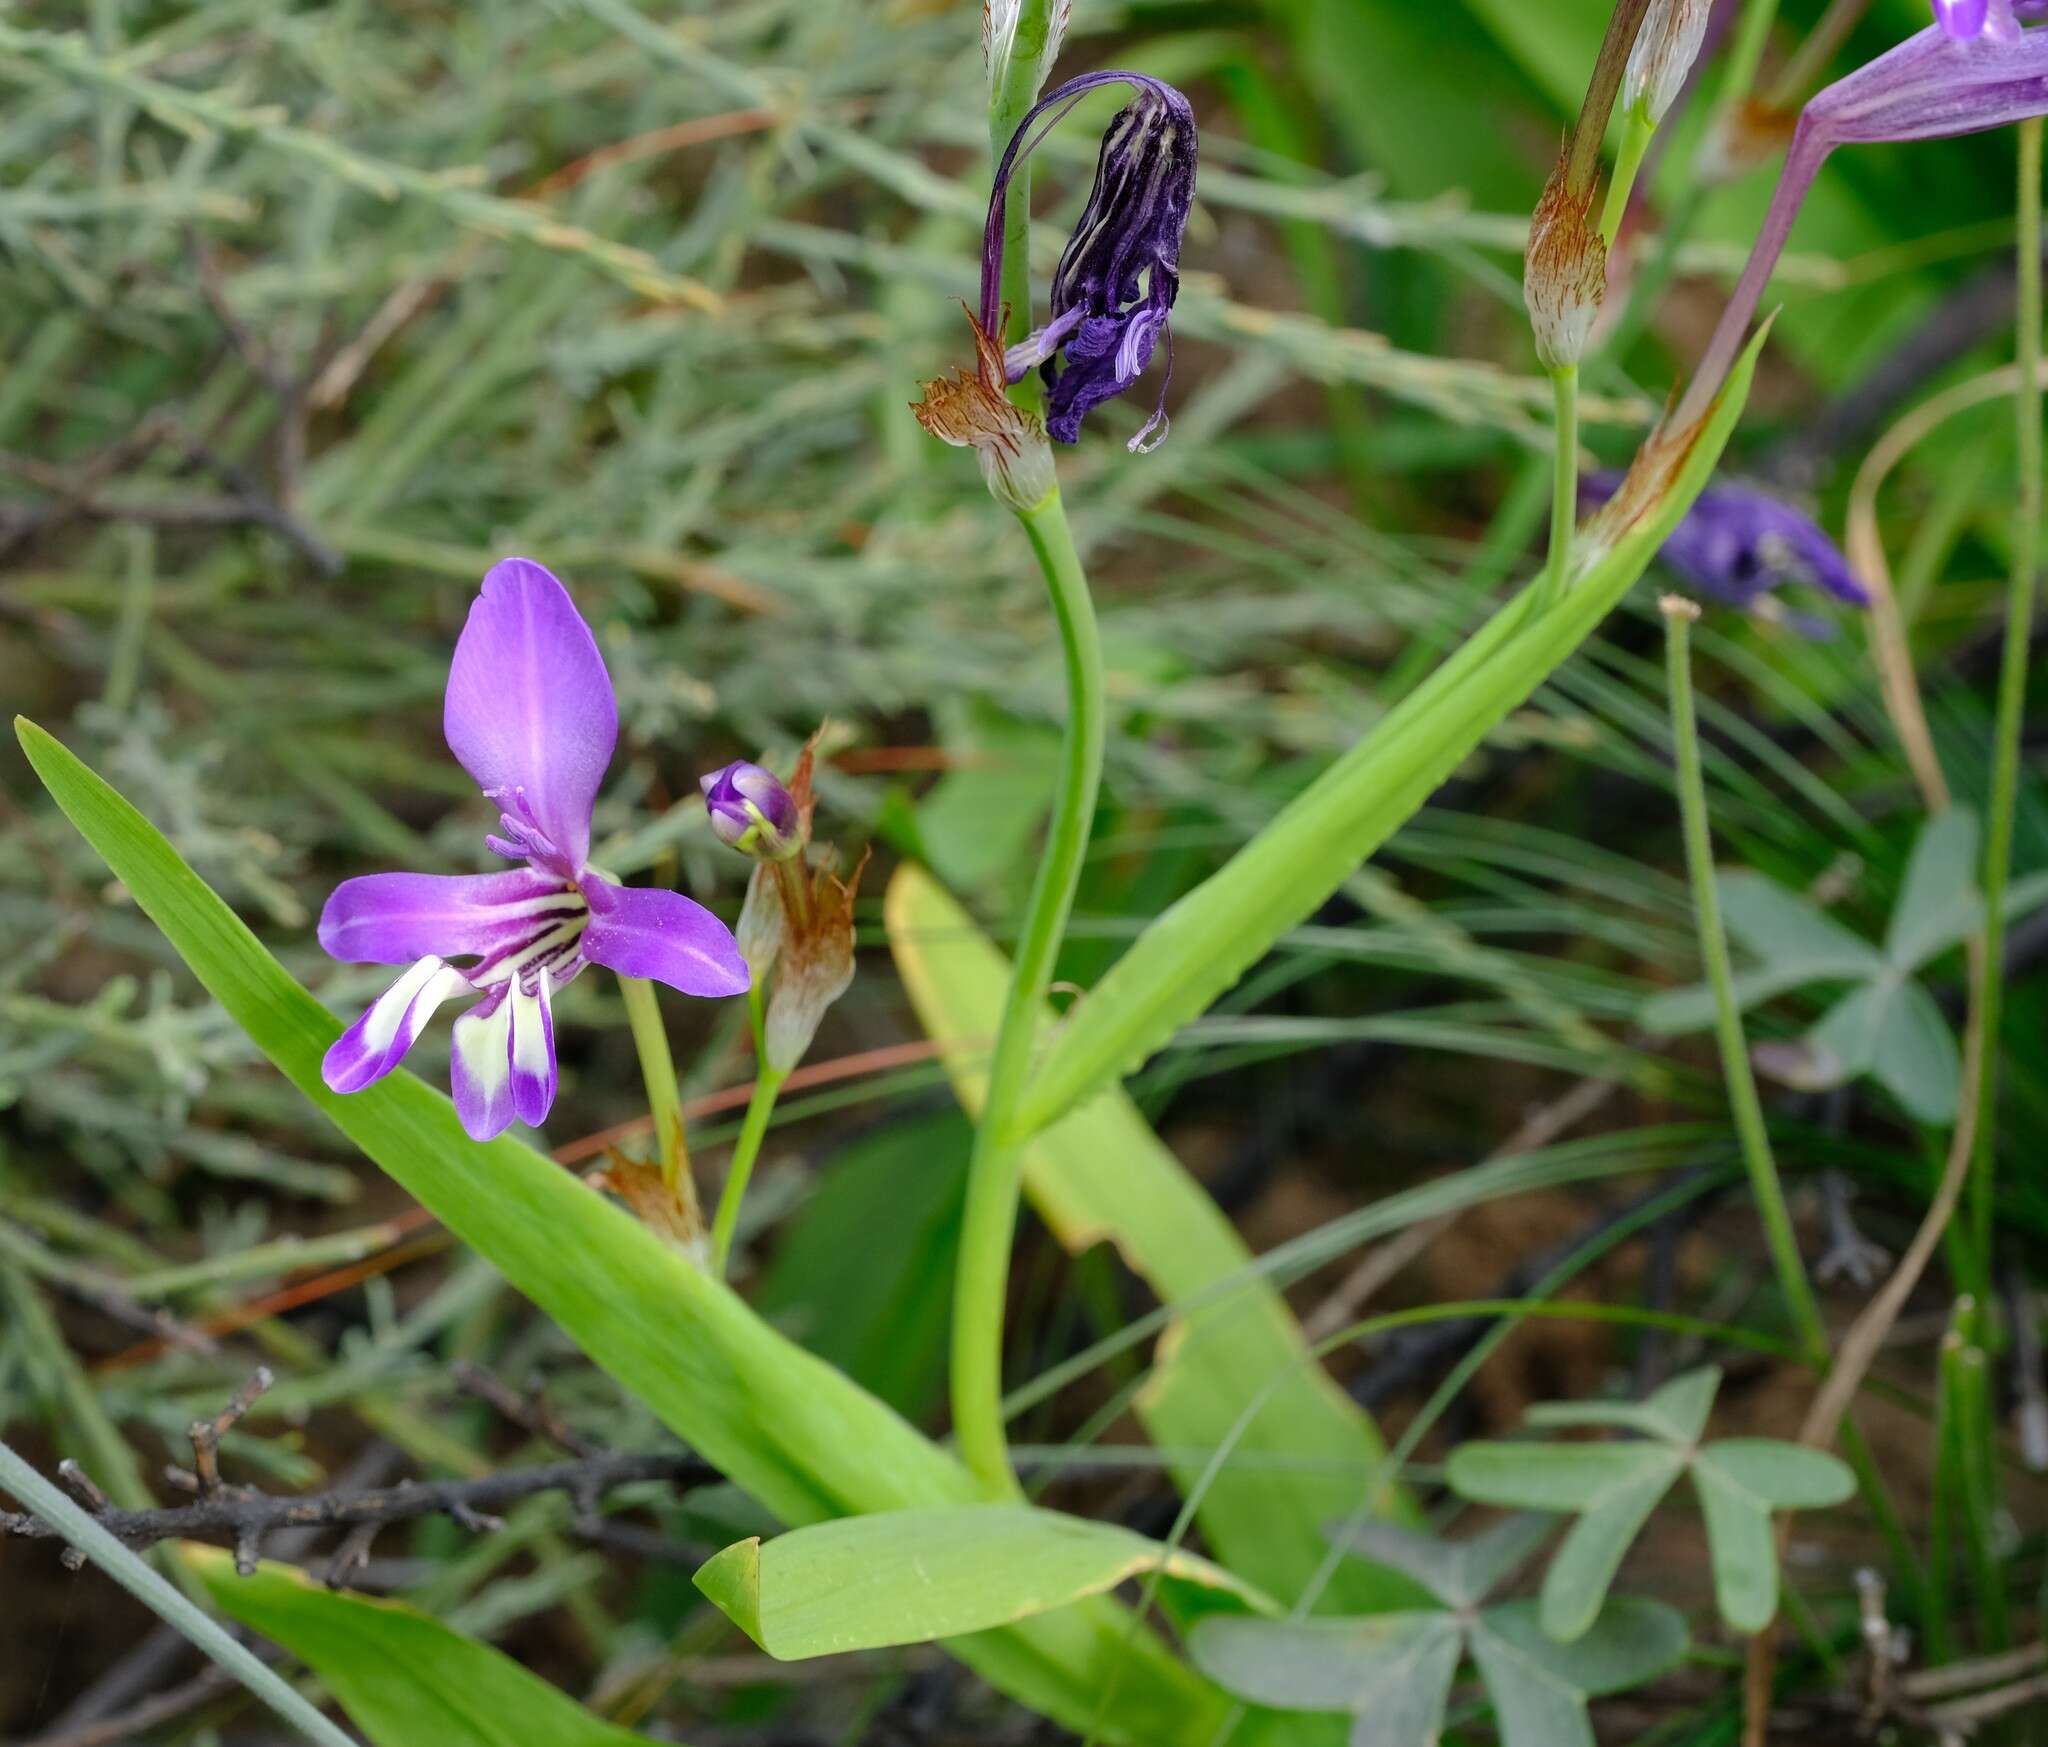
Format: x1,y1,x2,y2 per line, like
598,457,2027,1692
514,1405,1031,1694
700,761,802,861
1583,474,1869,635
979,71,1197,450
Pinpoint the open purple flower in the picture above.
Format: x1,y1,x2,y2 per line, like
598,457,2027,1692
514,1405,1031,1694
1678,9,2048,425
981,70,1197,449
319,559,748,1140
1583,473,1870,634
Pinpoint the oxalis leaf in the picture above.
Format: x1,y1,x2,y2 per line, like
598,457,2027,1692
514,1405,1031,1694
1446,1366,1855,1638
184,1547,657,1747
1013,324,1774,1138
1191,1514,1687,1747
12,718,1276,1747
694,1505,1274,1658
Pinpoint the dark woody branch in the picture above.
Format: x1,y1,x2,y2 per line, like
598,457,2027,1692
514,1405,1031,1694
0,1367,719,1577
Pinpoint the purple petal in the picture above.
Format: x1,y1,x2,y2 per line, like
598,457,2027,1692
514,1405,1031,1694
318,868,576,966
506,970,559,1127
578,874,750,997
1934,0,1991,36
323,957,474,1094
443,558,617,877
451,988,515,1140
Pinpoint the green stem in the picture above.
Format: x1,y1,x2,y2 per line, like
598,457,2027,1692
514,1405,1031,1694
989,0,1060,413
0,1439,359,1747
1717,0,1781,120
1663,602,1829,1364
950,491,1105,1499
711,1066,787,1278
619,974,693,1206
1540,365,1581,612
1600,107,1657,252
1968,114,2043,1269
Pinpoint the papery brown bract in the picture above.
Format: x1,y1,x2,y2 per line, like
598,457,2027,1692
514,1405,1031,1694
1524,158,1607,369
912,310,1056,510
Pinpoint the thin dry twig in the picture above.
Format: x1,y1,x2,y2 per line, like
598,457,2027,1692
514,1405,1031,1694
1,1369,718,1578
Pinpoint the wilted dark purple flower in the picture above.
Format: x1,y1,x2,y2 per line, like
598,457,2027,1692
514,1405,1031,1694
700,760,802,861
979,70,1197,449
1583,473,1870,634
1679,11,2048,425
318,559,748,1140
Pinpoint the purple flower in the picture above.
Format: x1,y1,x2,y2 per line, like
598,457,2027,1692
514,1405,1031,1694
1934,0,2048,40
700,760,802,860
318,559,748,1140
1583,474,1870,633
981,71,1197,449
1680,11,2048,425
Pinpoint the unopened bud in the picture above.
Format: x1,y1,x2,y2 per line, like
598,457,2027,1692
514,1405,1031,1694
1624,0,1711,127
700,760,802,861
984,0,1073,95
913,312,1057,511
1524,160,1607,370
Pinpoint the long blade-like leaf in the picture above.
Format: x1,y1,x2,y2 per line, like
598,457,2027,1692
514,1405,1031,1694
187,1547,657,1747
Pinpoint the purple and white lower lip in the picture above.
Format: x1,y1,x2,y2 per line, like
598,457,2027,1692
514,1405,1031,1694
322,956,472,1095
468,896,590,991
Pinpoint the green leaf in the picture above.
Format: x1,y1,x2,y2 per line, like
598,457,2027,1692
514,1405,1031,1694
13,719,1245,1747
1536,1466,1679,1643
752,1109,965,1420
886,863,1411,1611
1639,963,1853,1036
185,1546,655,1747
1638,1364,1722,1445
1470,1598,1689,1747
1013,327,1776,1137
693,1506,1272,1658
1807,976,1959,1122
1525,1365,1719,1445
1715,872,1885,978
1885,807,1981,970
1446,1440,1673,1513
1867,977,1961,1124
1188,1611,1462,1725
1327,1514,1553,1610
1695,1440,1857,1510
1806,979,1893,1080
1690,1465,1779,1634
1479,1597,1689,1696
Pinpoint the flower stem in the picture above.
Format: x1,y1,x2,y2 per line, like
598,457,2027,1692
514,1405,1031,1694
711,1065,786,1278
1599,107,1656,251
1662,598,1829,1365
989,0,1061,412
1968,115,2044,1268
619,974,695,1213
950,491,1105,1500
1539,365,1581,612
